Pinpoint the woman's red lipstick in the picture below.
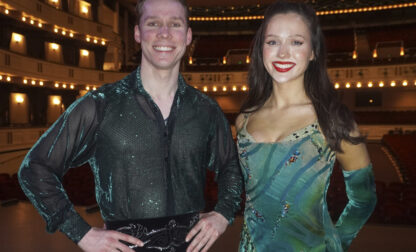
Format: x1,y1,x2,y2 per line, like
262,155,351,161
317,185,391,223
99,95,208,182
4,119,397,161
272,61,296,72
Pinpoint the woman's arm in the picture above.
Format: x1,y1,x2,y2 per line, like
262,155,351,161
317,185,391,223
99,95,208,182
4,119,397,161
335,127,377,251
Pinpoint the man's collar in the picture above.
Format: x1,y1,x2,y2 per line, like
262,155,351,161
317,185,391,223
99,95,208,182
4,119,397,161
134,66,187,96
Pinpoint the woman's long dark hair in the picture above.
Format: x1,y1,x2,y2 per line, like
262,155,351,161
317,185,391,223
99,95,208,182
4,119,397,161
241,0,364,152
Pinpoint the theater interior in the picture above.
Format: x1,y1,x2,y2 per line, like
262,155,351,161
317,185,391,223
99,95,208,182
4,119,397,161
0,0,416,251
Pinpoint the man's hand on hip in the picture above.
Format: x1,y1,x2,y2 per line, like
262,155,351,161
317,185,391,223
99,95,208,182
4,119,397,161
185,211,228,252
78,227,143,252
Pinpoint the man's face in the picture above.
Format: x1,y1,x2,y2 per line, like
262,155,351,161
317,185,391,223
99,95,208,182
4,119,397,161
134,0,192,71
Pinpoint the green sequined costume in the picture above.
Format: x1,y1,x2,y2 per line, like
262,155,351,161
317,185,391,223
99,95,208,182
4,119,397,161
18,68,242,243
237,114,376,251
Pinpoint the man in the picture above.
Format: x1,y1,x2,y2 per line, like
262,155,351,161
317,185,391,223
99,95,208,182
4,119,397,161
18,0,242,251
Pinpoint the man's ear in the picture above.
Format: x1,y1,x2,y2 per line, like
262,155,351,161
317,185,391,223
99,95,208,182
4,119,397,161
134,25,141,44
186,27,192,46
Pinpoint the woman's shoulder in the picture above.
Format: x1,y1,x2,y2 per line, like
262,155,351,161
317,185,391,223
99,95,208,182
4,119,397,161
236,111,256,131
235,113,247,132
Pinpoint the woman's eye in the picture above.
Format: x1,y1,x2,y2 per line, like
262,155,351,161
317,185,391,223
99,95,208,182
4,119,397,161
266,40,277,45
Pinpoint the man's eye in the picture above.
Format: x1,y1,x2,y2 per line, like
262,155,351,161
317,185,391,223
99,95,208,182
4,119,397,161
292,40,304,46
147,22,158,27
170,23,181,27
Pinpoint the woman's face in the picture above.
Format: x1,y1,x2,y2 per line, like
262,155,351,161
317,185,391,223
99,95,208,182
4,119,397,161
262,12,314,86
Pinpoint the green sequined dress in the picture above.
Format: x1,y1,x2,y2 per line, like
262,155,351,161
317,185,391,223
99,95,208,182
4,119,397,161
237,114,376,252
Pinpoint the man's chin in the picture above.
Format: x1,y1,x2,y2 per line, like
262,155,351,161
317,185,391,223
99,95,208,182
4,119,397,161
151,61,181,71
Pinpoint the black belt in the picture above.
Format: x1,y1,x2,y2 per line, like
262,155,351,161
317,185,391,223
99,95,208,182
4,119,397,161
106,212,199,252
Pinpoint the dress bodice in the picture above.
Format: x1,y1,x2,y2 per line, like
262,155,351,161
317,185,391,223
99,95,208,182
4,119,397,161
237,114,343,252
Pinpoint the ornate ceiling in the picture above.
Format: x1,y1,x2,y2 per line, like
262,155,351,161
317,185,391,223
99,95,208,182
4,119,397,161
125,0,415,9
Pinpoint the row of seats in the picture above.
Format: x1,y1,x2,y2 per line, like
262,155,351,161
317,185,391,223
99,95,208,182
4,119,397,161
355,111,416,125
327,162,416,225
382,134,416,184
187,25,415,68
0,173,26,202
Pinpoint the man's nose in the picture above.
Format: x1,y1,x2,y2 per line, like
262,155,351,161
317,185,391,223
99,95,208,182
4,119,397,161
157,25,171,38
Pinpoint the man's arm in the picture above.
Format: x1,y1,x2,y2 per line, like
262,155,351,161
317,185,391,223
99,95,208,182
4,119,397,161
18,94,99,243
186,105,243,252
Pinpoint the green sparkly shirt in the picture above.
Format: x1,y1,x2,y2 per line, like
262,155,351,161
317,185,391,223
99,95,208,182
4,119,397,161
18,68,243,243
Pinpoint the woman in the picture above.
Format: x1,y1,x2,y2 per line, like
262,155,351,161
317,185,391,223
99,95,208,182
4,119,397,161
236,1,377,251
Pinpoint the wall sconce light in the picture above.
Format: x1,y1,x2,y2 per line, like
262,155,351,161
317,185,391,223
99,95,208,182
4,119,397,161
31,80,36,85
203,86,208,92
356,82,362,88
39,81,44,86
30,19,34,25
402,80,408,86
213,86,217,92
51,0,59,3
352,50,357,59
378,81,384,87
62,84,67,88
54,83,59,88
38,23,43,28
81,49,89,56
346,82,351,88
22,16,26,22
232,86,237,91
246,55,250,64
222,86,227,91
54,28,59,33
390,81,396,87
61,30,66,35
5,9,9,14
23,79,28,84
92,87,97,91
15,94,24,104
93,39,98,44
81,6,89,14
51,43,59,50
101,40,106,45
86,86,90,90
188,57,193,65
222,56,227,65
86,37,91,42
6,76,11,82
52,97,61,105
0,75,3,80
372,49,378,58
368,81,373,88
70,84,74,89
334,83,340,89
70,32,74,37
400,46,405,56
242,85,247,91
12,33,23,43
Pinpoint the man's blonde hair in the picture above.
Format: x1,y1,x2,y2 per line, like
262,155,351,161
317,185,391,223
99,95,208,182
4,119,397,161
135,0,189,26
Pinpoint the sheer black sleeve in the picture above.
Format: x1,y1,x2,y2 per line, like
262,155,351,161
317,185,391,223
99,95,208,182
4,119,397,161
209,105,243,223
18,93,100,243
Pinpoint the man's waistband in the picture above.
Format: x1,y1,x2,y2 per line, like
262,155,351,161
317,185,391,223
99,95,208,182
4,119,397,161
106,212,199,252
